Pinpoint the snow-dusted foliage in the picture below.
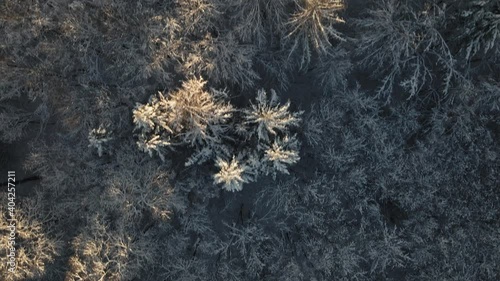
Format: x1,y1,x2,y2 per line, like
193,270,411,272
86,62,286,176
354,0,457,100
286,0,346,69
457,0,500,61
229,0,290,46
243,89,302,142
88,125,113,157
314,45,352,92
133,81,302,191
181,33,261,89
6,1,500,280
67,215,154,281
133,77,233,161
0,198,62,281
214,156,251,192
264,135,300,177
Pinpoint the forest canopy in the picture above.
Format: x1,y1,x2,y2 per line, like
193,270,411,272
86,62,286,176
1,0,499,280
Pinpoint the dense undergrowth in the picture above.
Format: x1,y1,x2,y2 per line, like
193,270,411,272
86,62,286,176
1,0,499,280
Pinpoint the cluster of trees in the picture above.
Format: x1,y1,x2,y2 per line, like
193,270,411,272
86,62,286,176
1,0,499,280
131,78,302,191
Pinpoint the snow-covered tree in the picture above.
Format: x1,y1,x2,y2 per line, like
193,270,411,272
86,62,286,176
133,77,233,161
354,0,457,100
243,89,302,142
286,0,345,69
456,0,500,61
134,82,302,191
214,156,251,192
